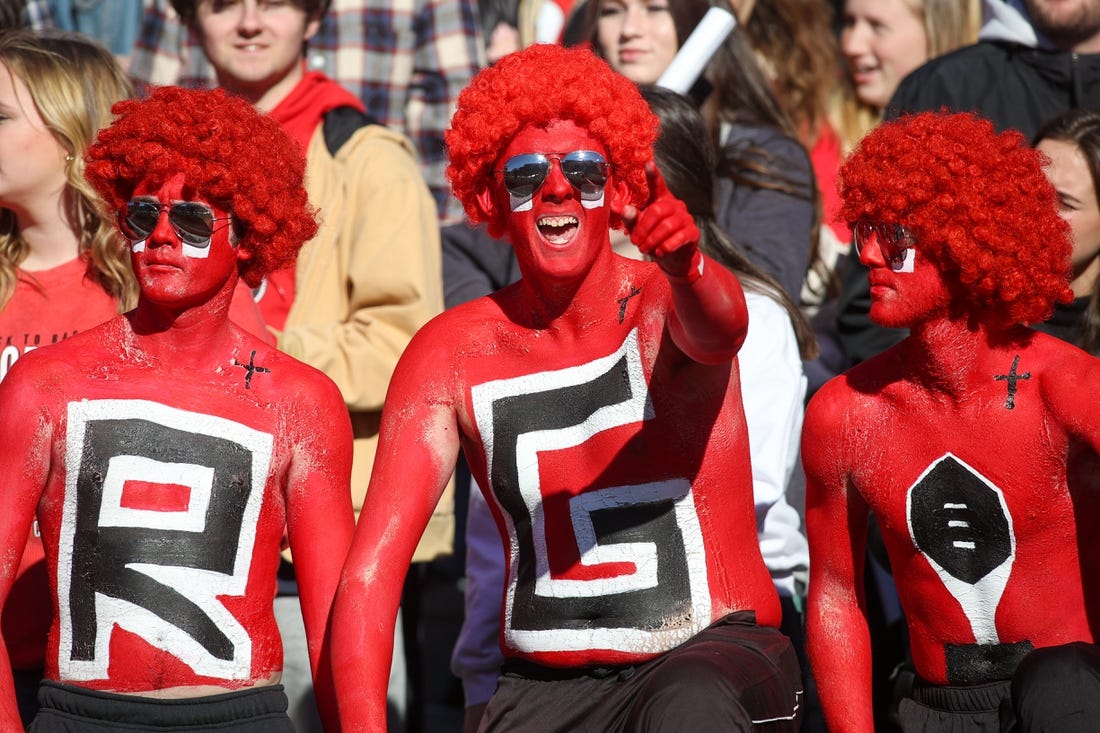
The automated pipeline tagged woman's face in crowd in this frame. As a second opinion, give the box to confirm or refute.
[841,0,929,109]
[1038,137,1100,294]
[596,0,679,85]
[0,63,68,216]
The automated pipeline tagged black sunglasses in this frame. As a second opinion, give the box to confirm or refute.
[118,201,233,248]
[497,150,610,202]
[853,219,916,271]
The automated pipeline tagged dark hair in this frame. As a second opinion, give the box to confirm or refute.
[171,0,331,24]
[739,0,840,143]
[0,3,20,32]
[1033,108,1100,354]
[643,85,817,359]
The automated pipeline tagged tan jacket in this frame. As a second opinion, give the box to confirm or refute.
[275,120,452,562]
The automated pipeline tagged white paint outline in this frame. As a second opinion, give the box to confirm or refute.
[60,399,273,681]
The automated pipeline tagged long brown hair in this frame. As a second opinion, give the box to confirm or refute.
[644,85,818,359]
[738,0,841,147]
[586,0,824,307]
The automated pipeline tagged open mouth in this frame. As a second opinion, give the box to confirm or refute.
[850,63,879,81]
[538,215,578,245]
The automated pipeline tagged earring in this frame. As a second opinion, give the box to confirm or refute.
[65,154,74,163]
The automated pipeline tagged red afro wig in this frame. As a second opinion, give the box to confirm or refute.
[85,86,318,288]
[840,111,1072,326]
[445,44,658,237]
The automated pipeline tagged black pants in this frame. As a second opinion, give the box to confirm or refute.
[898,642,1100,733]
[899,678,1010,732]
[1011,642,1100,732]
[29,681,294,732]
[480,612,803,733]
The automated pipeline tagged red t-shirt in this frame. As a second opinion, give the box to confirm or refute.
[0,257,118,669]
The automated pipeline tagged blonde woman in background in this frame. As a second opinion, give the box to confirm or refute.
[835,0,980,151]
[0,30,134,727]
[0,30,137,369]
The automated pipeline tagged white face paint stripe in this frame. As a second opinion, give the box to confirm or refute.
[894,247,915,273]
[182,242,212,259]
[131,241,211,258]
[580,191,604,209]
[509,189,605,212]
[510,192,534,212]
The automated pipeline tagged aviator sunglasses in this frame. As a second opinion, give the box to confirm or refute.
[118,201,234,247]
[498,150,611,202]
[853,219,916,272]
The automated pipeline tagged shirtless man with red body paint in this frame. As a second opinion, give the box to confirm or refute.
[0,87,354,732]
[332,44,803,733]
[804,111,1100,732]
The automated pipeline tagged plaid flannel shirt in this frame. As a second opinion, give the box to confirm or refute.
[130,0,486,225]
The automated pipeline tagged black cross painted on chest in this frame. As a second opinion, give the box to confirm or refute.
[233,350,271,390]
[993,355,1030,410]
[617,286,643,324]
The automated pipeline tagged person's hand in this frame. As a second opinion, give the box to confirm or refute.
[620,161,702,281]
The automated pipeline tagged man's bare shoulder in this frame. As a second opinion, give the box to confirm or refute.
[1024,328,1100,369]
[221,328,347,412]
[1023,329,1100,398]
[421,295,513,343]
[808,354,901,420]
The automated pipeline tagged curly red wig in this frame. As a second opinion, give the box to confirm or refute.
[85,86,318,287]
[446,44,658,237]
[840,111,1072,325]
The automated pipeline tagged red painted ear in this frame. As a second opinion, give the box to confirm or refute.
[474,182,496,224]
[474,183,507,239]
[608,177,632,231]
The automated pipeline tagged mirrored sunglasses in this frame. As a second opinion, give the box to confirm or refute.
[118,201,233,248]
[498,150,610,202]
[853,219,916,271]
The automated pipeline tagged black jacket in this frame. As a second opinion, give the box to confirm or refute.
[886,41,1100,138]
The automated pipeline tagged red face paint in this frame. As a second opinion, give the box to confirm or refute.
[860,231,952,329]
[129,174,240,312]
[492,121,615,286]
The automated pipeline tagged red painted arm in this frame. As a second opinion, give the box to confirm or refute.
[283,375,356,732]
[332,328,461,732]
[0,361,54,730]
[623,162,748,363]
[803,382,875,732]
[1044,345,1100,456]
